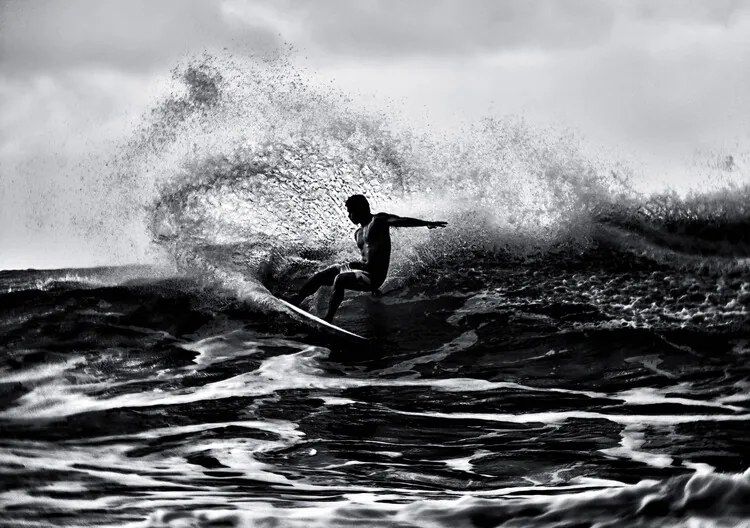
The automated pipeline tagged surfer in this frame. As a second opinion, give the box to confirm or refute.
[291,194,447,322]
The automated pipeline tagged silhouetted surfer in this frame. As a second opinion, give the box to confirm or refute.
[291,194,447,322]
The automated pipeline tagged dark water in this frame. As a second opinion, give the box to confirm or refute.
[2,54,750,527]
[1,236,749,527]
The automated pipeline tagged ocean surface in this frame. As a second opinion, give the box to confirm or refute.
[2,54,750,527]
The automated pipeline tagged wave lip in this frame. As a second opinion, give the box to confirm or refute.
[0,265,173,293]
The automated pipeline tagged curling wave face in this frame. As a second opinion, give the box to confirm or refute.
[127,55,750,304]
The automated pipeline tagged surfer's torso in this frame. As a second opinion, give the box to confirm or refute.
[354,213,391,285]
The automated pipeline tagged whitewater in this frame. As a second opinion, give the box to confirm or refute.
[1,54,749,527]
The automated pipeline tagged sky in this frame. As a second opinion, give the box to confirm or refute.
[1,0,749,270]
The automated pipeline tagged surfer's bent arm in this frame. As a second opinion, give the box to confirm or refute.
[376,213,447,229]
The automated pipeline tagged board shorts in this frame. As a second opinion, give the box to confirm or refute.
[339,261,384,292]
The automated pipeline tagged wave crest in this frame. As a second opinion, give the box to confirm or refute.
[112,53,748,297]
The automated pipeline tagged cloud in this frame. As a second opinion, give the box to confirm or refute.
[268,0,617,57]
[0,0,281,74]
[625,0,745,26]
[224,0,749,59]
[305,0,750,174]
[3,0,747,72]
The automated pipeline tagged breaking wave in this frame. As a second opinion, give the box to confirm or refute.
[108,53,749,302]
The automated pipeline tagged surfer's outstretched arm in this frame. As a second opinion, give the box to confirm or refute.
[377,213,447,229]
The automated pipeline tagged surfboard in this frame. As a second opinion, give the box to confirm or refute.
[276,298,368,341]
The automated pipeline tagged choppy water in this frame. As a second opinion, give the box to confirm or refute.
[2,53,750,527]
[2,242,749,527]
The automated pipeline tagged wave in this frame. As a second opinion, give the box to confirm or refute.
[0,265,173,294]
[139,468,750,527]
[104,53,750,302]
[597,184,750,261]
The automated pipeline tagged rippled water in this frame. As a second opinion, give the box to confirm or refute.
[1,249,749,527]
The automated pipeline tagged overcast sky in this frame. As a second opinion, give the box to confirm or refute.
[1,0,749,269]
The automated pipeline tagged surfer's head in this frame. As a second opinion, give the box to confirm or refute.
[345,194,371,224]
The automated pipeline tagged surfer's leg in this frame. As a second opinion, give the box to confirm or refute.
[291,265,339,305]
[323,271,371,322]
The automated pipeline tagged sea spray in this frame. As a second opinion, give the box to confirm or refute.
[112,53,639,298]
[101,51,749,304]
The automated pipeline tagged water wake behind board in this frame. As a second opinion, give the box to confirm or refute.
[276,297,368,341]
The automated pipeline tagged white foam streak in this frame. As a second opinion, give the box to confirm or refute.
[600,424,674,469]
[84,419,304,444]
[443,449,492,473]
[0,356,86,384]
[615,386,748,413]
[389,409,750,427]
[0,489,119,511]
[0,444,196,491]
